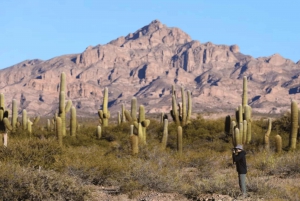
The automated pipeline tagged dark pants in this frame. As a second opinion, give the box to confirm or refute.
[238,174,247,195]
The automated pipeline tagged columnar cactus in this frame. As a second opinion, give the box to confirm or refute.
[275,134,282,153]
[33,116,40,126]
[131,97,137,122]
[160,112,164,124]
[234,127,242,146]
[238,104,243,125]
[289,100,298,150]
[0,93,5,110]
[243,120,247,144]
[187,90,192,124]
[58,72,72,136]
[27,119,33,137]
[47,119,51,131]
[125,99,150,145]
[70,106,76,137]
[264,118,272,151]
[121,103,126,123]
[22,109,27,130]
[245,105,252,144]
[118,111,121,125]
[177,126,183,155]
[172,84,176,98]
[138,122,144,145]
[96,125,102,139]
[242,76,248,108]
[139,105,150,143]
[56,117,63,146]
[170,95,180,125]
[11,99,17,132]
[181,87,187,125]
[130,125,138,155]
[231,121,237,146]
[224,115,231,136]
[170,86,192,126]
[98,87,110,127]
[161,119,168,150]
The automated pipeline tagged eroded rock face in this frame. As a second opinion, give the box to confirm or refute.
[0,19,299,117]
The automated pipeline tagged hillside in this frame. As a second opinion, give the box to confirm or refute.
[1,19,300,116]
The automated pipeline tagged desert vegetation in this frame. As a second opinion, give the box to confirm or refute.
[0,73,299,201]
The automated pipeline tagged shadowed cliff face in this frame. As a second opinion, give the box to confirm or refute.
[1,19,300,117]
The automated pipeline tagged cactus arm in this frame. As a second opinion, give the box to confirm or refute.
[181,87,187,125]
[177,126,183,155]
[131,97,137,121]
[56,117,63,146]
[242,76,248,107]
[171,95,180,125]
[161,119,168,150]
[186,90,192,124]
[3,118,12,131]
[70,106,76,136]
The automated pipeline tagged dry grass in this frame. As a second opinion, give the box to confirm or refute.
[0,114,299,200]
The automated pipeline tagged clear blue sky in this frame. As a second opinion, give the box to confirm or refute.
[1,0,299,69]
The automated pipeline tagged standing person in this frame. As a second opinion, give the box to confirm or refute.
[232,144,247,197]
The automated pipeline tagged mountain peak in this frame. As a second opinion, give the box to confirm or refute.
[109,19,191,48]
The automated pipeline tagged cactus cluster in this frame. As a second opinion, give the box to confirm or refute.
[124,97,150,145]
[231,76,252,147]
[170,85,192,126]
[98,87,110,127]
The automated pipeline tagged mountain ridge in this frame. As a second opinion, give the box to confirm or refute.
[1,19,300,117]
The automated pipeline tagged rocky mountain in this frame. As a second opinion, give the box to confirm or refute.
[1,20,300,117]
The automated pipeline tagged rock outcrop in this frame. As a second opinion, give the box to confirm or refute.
[1,19,299,117]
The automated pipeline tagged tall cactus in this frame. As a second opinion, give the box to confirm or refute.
[58,72,72,136]
[96,125,102,139]
[170,86,192,126]
[11,99,18,132]
[0,93,5,110]
[171,95,180,125]
[231,121,237,146]
[275,134,282,153]
[289,100,298,150]
[245,105,252,144]
[181,87,187,125]
[177,126,183,156]
[70,106,76,136]
[131,97,137,122]
[234,127,242,146]
[225,115,231,136]
[242,76,248,108]
[22,109,27,130]
[130,125,138,155]
[27,119,33,137]
[98,87,110,127]
[125,99,150,145]
[56,117,63,147]
[187,90,192,124]
[243,120,247,144]
[47,119,51,131]
[139,105,150,144]
[161,119,168,150]
[121,103,126,123]
[264,118,272,151]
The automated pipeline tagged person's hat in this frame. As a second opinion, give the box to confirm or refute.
[235,144,243,150]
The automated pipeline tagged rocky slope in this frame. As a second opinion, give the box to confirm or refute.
[1,20,300,117]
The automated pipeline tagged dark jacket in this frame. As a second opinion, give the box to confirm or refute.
[0,120,6,133]
[233,150,247,174]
